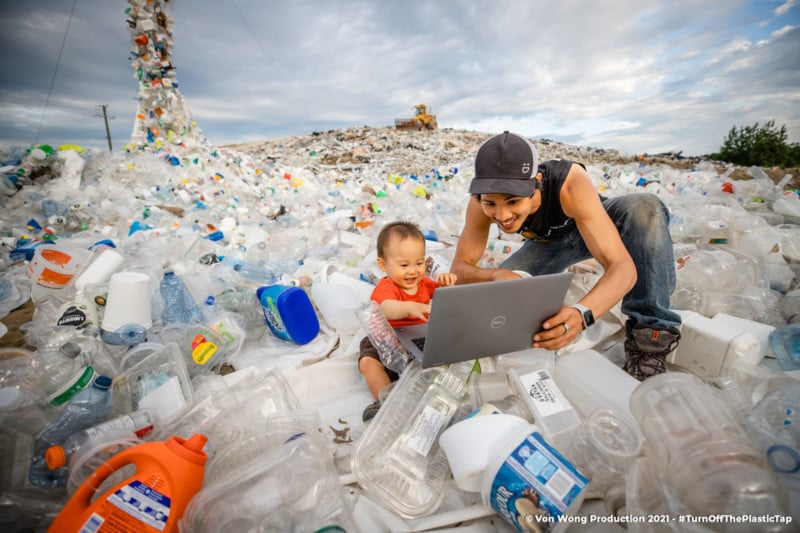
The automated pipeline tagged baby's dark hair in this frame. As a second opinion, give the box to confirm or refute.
[376,221,425,259]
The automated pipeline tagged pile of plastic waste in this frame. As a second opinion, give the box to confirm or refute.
[1,127,798,532]
[0,0,798,529]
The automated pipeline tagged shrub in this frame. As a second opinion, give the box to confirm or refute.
[710,120,799,167]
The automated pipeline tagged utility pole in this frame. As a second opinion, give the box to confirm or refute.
[96,104,114,152]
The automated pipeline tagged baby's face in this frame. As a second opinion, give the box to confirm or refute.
[379,235,427,292]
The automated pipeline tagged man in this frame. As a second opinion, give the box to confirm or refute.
[450,131,681,380]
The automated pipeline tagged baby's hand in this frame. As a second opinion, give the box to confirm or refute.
[406,302,432,321]
[437,272,458,286]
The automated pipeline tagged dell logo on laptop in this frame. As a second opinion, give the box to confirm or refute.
[490,316,506,329]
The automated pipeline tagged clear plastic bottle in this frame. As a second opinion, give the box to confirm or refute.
[355,300,412,374]
[769,323,800,371]
[36,341,96,406]
[630,372,790,524]
[40,409,157,488]
[218,245,277,288]
[160,269,205,327]
[780,288,800,324]
[29,375,114,488]
[0,348,58,435]
[0,384,57,437]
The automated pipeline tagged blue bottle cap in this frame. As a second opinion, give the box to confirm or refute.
[94,376,112,390]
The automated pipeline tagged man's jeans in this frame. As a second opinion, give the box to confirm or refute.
[500,193,681,331]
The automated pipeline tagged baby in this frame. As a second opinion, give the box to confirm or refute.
[358,221,457,421]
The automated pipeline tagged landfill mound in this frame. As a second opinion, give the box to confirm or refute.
[226,125,799,189]
[1,125,799,531]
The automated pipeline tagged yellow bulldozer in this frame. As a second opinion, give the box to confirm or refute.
[395,104,438,131]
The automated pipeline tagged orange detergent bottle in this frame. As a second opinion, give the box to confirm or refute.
[47,433,208,533]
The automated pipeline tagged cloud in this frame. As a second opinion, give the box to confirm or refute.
[0,0,797,157]
[776,0,797,17]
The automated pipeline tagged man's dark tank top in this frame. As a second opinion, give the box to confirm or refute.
[517,159,595,241]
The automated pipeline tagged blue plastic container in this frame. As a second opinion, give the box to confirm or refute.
[257,285,320,345]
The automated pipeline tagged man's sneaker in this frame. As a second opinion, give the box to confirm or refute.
[362,400,381,422]
[623,326,681,381]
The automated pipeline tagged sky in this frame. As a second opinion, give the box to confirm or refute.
[0,0,798,157]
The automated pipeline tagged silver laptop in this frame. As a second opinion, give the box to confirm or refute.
[394,272,574,368]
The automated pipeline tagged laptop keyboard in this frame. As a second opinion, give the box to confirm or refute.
[412,337,426,351]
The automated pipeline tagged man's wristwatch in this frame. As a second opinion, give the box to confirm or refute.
[570,303,595,329]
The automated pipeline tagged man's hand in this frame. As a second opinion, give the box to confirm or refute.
[532,305,583,349]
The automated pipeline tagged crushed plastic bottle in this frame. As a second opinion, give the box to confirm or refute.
[29,375,114,488]
[160,269,205,327]
[355,300,413,375]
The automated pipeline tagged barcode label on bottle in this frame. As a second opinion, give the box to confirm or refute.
[517,368,570,418]
[79,513,104,533]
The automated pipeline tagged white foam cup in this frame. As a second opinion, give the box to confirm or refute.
[74,249,125,292]
[102,272,152,331]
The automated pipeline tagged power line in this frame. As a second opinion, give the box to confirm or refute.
[34,0,79,146]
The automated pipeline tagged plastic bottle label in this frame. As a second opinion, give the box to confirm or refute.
[80,480,171,532]
[487,432,587,532]
[517,369,570,418]
[85,412,154,441]
[262,295,290,340]
[405,404,449,456]
[49,366,96,406]
[190,334,217,365]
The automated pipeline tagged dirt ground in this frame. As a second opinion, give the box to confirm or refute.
[1,298,34,349]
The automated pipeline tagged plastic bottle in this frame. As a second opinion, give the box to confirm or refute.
[780,288,800,324]
[0,384,57,437]
[769,323,800,371]
[181,432,358,533]
[553,349,640,419]
[46,433,208,533]
[355,300,412,374]
[36,341,96,406]
[218,245,277,288]
[0,347,59,435]
[42,409,157,488]
[677,249,753,290]
[668,310,762,378]
[629,372,789,522]
[257,284,320,344]
[29,375,114,488]
[160,270,204,327]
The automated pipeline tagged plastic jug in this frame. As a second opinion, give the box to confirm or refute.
[256,284,320,344]
[47,433,208,533]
